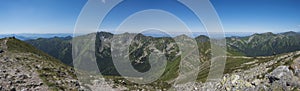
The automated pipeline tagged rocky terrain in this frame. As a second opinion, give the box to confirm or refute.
[175,51,300,91]
[0,37,127,91]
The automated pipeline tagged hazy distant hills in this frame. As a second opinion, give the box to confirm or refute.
[0,33,73,40]
[141,32,254,38]
[0,32,254,41]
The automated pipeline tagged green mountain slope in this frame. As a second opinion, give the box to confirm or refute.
[26,36,73,65]
[227,31,300,56]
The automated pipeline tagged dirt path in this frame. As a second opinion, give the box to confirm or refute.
[1,38,8,51]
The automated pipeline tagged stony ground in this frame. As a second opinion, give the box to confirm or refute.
[0,52,49,91]
[175,51,300,91]
[0,38,127,91]
[0,38,77,90]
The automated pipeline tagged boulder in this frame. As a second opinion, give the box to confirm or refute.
[267,66,298,90]
[18,74,29,80]
[269,66,293,80]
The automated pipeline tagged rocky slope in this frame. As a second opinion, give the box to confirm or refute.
[176,51,300,91]
[0,37,127,91]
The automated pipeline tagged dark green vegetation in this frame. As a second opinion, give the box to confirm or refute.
[26,36,73,65]
[25,31,300,84]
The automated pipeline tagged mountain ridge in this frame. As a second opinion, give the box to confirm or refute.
[26,31,300,65]
[25,31,300,81]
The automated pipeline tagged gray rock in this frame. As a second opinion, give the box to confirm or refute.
[15,80,26,84]
[269,66,293,82]
[18,74,29,80]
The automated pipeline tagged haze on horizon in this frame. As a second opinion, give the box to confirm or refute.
[0,0,300,34]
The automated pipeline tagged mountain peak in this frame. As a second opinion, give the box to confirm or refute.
[253,32,275,36]
[280,31,298,36]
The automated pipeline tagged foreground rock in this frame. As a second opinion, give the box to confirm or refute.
[0,38,127,91]
[175,52,300,91]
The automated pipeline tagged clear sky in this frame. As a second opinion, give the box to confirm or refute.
[0,0,300,34]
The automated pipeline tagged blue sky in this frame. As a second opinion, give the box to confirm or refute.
[0,0,300,34]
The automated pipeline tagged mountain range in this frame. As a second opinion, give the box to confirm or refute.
[1,31,300,90]
[26,31,300,66]
[0,32,255,41]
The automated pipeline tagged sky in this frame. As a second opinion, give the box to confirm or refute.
[0,0,300,34]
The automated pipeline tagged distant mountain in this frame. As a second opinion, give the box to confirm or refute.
[141,32,254,38]
[227,31,300,56]
[0,32,253,41]
[26,31,300,66]
[0,33,73,40]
